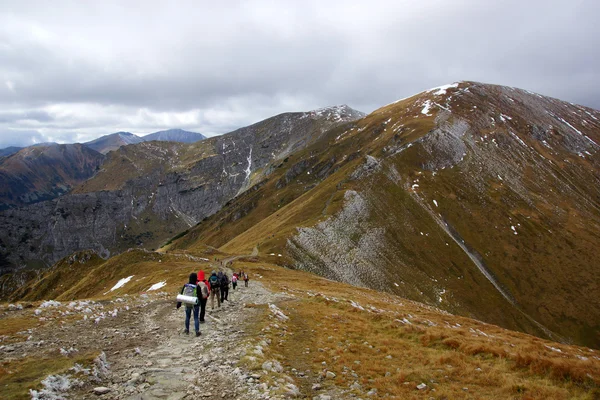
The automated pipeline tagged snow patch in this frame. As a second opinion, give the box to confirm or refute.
[109,276,134,292]
[429,83,459,96]
[147,281,166,291]
[421,100,433,115]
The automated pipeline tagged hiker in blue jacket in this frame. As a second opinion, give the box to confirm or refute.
[176,272,202,336]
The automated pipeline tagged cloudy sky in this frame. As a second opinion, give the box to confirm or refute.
[1,0,599,148]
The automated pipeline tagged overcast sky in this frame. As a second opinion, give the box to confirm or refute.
[1,0,599,148]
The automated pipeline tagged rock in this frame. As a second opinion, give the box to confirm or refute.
[93,386,111,395]
[417,383,427,390]
[284,383,300,397]
[325,371,336,379]
[262,361,273,372]
[312,383,322,390]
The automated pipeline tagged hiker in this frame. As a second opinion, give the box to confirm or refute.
[208,271,221,309]
[232,273,238,290]
[176,272,202,337]
[243,271,249,287]
[220,272,230,302]
[197,270,210,323]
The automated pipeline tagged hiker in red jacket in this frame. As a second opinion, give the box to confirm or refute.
[197,270,210,323]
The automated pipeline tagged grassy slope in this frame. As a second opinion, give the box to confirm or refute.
[166,83,600,348]
[237,259,600,399]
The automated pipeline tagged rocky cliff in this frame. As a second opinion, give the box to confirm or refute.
[0,106,364,276]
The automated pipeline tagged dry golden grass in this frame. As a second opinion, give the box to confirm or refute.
[0,352,98,400]
[231,259,600,399]
[0,313,43,339]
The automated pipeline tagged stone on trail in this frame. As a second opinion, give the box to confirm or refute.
[417,383,427,390]
[325,371,336,379]
[93,386,111,395]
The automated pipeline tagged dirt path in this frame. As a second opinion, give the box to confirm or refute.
[70,280,292,400]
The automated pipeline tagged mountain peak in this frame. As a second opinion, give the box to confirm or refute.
[308,104,366,122]
[142,129,206,143]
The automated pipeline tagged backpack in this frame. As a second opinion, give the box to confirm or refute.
[220,274,229,288]
[177,283,198,307]
[198,282,209,299]
[209,275,220,289]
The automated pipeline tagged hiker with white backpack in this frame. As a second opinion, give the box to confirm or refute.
[176,272,207,337]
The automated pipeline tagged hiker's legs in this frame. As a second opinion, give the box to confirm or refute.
[216,288,221,307]
[193,305,200,333]
[220,287,225,303]
[184,307,191,332]
[199,298,207,321]
[224,287,229,301]
[210,290,215,309]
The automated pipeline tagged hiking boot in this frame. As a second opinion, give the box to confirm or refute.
[196,332,201,337]
[184,329,189,335]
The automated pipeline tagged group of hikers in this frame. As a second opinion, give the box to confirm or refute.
[176,268,250,336]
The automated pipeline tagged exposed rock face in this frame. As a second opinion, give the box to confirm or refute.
[288,190,387,289]
[0,144,105,210]
[0,106,364,274]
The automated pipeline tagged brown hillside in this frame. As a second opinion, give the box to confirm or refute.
[168,82,600,348]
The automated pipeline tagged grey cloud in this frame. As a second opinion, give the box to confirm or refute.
[0,129,46,148]
[1,0,599,148]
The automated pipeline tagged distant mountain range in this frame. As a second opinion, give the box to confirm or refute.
[0,129,207,157]
[83,129,206,154]
[0,129,207,208]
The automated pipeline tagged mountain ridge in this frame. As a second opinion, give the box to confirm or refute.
[166,81,600,348]
[0,143,105,210]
